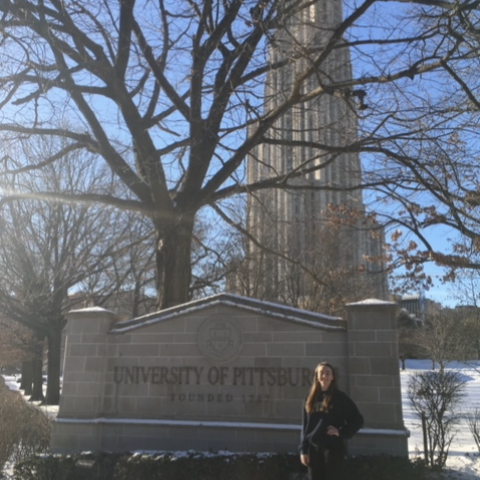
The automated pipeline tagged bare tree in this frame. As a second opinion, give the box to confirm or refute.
[465,406,480,455]
[0,0,471,309]
[0,147,138,404]
[0,317,44,399]
[397,309,424,370]
[359,2,480,290]
[73,213,157,318]
[447,272,480,363]
[0,317,36,370]
[228,202,385,315]
[408,370,466,470]
[416,311,469,372]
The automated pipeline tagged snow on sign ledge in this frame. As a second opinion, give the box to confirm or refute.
[111,292,346,334]
[346,298,397,306]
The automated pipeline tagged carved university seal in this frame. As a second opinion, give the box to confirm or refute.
[197,316,243,363]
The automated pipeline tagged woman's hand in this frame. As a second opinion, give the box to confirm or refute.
[327,426,340,436]
[300,454,309,466]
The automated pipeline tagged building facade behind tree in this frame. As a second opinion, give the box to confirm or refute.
[230,0,387,313]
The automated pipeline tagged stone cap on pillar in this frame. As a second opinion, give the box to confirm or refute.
[67,306,123,318]
[345,298,398,332]
[346,299,397,307]
[65,307,128,335]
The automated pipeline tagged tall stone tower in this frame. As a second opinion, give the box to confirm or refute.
[239,0,387,312]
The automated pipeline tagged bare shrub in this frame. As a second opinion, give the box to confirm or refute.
[465,406,480,454]
[0,378,50,475]
[407,370,466,470]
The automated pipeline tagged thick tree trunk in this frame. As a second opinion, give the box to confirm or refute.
[45,328,62,405]
[156,215,195,310]
[29,355,45,402]
[20,360,33,395]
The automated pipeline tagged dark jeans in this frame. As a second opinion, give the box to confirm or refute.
[307,436,346,480]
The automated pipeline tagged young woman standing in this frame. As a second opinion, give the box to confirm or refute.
[300,362,364,480]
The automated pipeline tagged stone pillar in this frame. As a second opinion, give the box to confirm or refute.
[345,299,409,456]
[50,307,123,453]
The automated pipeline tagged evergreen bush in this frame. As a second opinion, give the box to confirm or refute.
[13,452,429,480]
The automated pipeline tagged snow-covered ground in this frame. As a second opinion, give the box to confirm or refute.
[401,360,480,479]
[3,360,480,479]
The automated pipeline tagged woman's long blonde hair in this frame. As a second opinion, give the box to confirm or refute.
[305,362,337,413]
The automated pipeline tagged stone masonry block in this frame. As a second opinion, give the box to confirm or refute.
[200,427,235,442]
[117,396,138,414]
[116,382,150,397]
[350,311,393,331]
[253,357,283,367]
[354,343,392,357]
[109,334,132,344]
[63,371,100,383]
[347,358,371,375]
[379,387,402,404]
[394,403,404,425]
[157,343,197,357]
[60,383,77,396]
[69,344,98,357]
[173,333,197,343]
[119,344,160,357]
[177,356,218,368]
[61,396,97,415]
[280,357,316,369]
[305,342,346,357]
[283,384,311,399]
[74,382,103,397]
[354,374,394,388]
[206,398,241,417]
[166,426,200,440]
[272,331,323,343]
[347,331,376,342]
[244,401,264,417]
[223,316,258,333]
[106,359,140,373]
[96,344,107,356]
[85,357,103,373]
[375,331,398,342]
[105,345,118,357]
[101,396,118,415]
[114,434,145,452]
[267,343,305,356]
[349,386,379,403]
[64,356,86,372]
[369,357,399,375]
[326,332,348,343]
[358,403,399,428]
[275,399,303,419]
[257,318,319,332]
[244,332,273,343]
[140,318,186,333]
[130,333,175,344]
[240,343,267,356]
[69,319,109,335]
[81,333,106,344]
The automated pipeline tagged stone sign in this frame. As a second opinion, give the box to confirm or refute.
[51,294,409,456]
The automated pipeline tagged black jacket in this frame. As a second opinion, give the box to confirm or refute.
[300,389,364,454]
